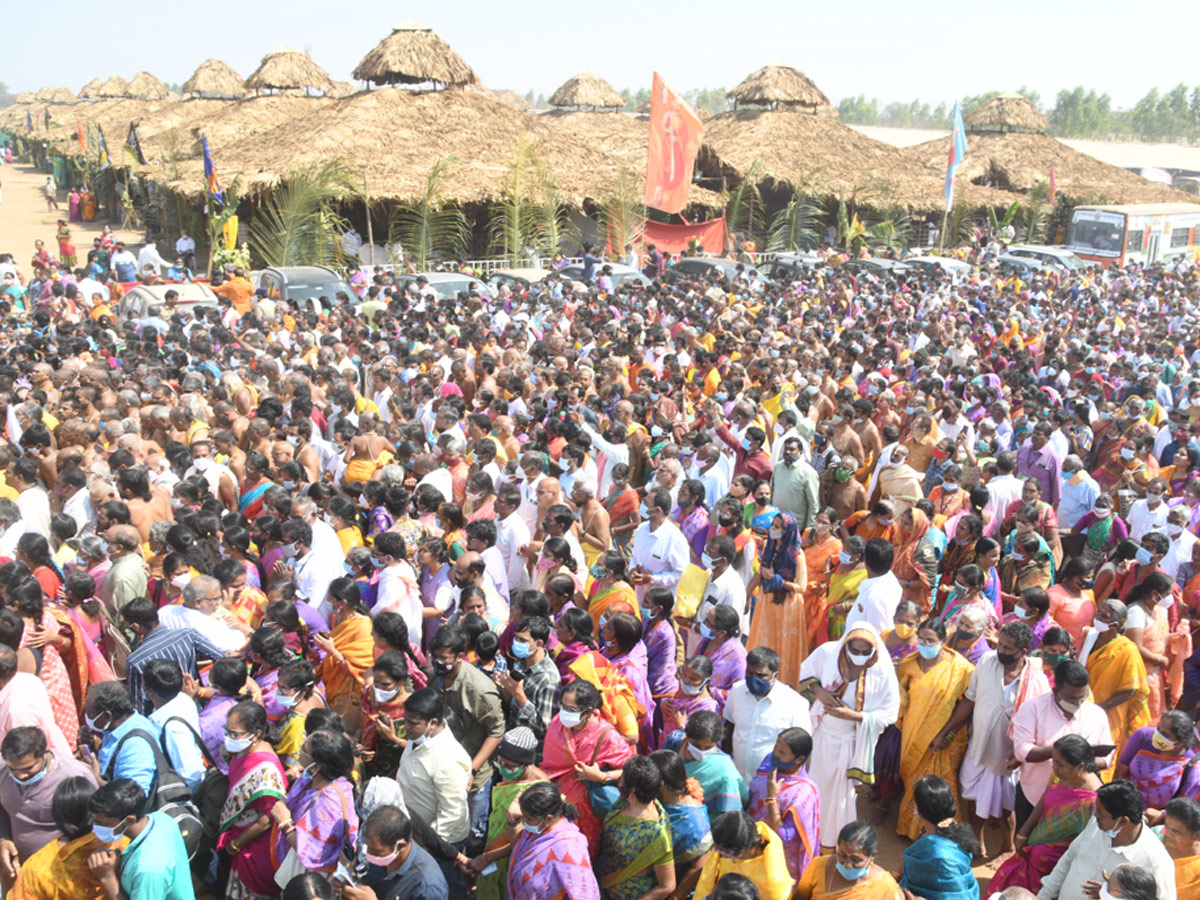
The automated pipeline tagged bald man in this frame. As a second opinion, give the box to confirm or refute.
[100,525,148,629]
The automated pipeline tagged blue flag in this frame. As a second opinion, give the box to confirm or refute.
[944,100,968,211]
[202,133,223,205]
[25,110,32,134]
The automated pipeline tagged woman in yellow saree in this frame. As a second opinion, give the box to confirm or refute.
[826,539,868,641]
[795,821,902,899]
[694,814,795,900]
[894,618,973,841]
[313,578,376,739]
[1084,597,1151,764]
[10,775,128,900]
[585,551,641,633]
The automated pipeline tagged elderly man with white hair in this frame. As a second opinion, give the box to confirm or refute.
[646,457,683,512]
[159,576,246,654]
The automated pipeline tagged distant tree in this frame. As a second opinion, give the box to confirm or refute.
[524,89,535,105]
[0,82,8,94]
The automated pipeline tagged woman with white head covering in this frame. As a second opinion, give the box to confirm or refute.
[798,621,900,850]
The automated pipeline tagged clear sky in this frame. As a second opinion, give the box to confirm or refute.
[5,0,1194,109]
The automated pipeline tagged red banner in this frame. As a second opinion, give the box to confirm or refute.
[645,72,704,214]
[642,217,727,256]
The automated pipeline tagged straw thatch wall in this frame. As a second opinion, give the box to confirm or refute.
[79,79,103,100]
[902,131,1196,204]
[97,76,130,99]
[965,93,1047,133]
[183,60,245,99]
[728,64,830,111]
[353,23,477,89]
[549,71,624,110]
[127,72,170,101]
[245,47,333,93]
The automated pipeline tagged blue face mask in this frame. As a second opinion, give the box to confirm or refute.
[769,753,798,771]
[589,562,606,580]
[1135,546,1154,566]
[740,437,752,450]
[640,502,650,519]
[511,640,533,659]
[917,643,940,660]
[650,392,660,402]
[15,759,48,789]
[92,820,127,845]
[835,861,868,881]
[524,820,546,835]
[650,425,663,438]
[715,392,728,402]
[746,674,773,697]
[698,622,716,640]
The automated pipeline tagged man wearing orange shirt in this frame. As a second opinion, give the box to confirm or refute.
[213,267,254,315]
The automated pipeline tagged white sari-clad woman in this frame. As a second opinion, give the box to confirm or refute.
[798,622,900,850]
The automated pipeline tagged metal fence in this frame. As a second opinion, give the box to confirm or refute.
[342,255,585,279]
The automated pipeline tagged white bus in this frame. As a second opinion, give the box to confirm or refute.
[1068,203,1200,267]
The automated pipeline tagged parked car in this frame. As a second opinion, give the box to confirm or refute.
[255,266,356,306]
[841,257,912,278]
[486,267,550,291]
[662,257,745,282]
[118,282,219,320]
[554,262,652,290]
[904,256,973,280]
[392,272,493,300]
[759,252,822,280]
[1006,244,1086,273]
[996,254,1047,279]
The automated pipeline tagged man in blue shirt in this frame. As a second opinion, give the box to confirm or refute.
[343,805,448,900]
[144,659,206,793]
[86,779,194,900]
[580,243,601,282]
[84,682,161,798]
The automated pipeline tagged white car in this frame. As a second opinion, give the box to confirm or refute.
[1006,244,1086,273]
[394,272,493,300]
[905,256,973,280]
[118,282,220,319]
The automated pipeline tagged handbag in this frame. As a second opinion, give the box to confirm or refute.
[99,608,131,680]
[162,717,229,844]
[584,725,622,818]
[106,728,203,860]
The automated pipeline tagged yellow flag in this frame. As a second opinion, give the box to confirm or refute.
[223,215,238,251]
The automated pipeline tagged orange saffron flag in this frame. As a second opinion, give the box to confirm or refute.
[76,119,86,154]
[645,72,704,214]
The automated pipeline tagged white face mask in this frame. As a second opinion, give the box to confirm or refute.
[373,685,399,705]
[1093,618,1110,634]
[687,741,718,759]
[558,708,583,728]
[224,734,253,754]
[847,649,874,667]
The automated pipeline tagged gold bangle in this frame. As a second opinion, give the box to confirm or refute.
[764,798,778,805]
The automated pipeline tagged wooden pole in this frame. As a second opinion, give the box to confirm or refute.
[939,204,949,253]
[363,171,375,267]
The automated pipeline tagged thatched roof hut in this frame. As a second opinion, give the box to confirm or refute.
[328,81,356,99]
[901,130,1196,204]
[491,89,532,112]
[127,72,170,101]
[353,23,477,89]
[79,79,103,100]
[182,60,245,99]
[14,92,34,104]
[96,76,130,99]
[965,93,1047,134]
[549,71,624,111]
[245,47,334,94]
[36,87,77,104]
[727,64,830,112]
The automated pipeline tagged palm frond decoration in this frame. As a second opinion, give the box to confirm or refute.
[249,162,358,268]
[389,156,469,270]
[488,136,545,265]
[768,190,821,252]
[725,159,764,243]
[596,167,646,254]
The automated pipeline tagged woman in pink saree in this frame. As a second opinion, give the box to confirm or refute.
[508,782,601,900]
[601,611,656,751]
[218,701,289,900]
[540,679,635,855]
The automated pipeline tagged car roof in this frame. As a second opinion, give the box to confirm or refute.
[265,266,341,280]
[405,272,483,283]
[491,268,549,279]
[907,256,970,267]
[126,283,217,301]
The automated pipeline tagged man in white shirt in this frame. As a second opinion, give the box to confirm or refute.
[280,520,341,625]
[175,230,196,271]
[723,647,812,782]
[397,689,472,845]
[159,577,246,654]
[371,533,424,640]
[9,458,50,537]
[630,489,690,601]
[696,535,749,635]
[291,497,343,566]
[1037,780,1176,900]
[144,659,206,792]
[984,450,1025,523]
[494,484,531,595]
[1126,478,1170,542]
[1163,508,1196,580]
[579,421,630,498]
[844,538,902,635]
[136,242,171,276]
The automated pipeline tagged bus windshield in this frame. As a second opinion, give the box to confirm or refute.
[1069,212,1125,257]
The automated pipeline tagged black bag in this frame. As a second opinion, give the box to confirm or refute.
[106,728,203,860]
[162,716,229,844]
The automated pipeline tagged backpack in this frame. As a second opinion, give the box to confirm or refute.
[161,717,230,847]
[105,728,203,860]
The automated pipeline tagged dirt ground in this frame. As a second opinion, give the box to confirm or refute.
[0,162,142,264]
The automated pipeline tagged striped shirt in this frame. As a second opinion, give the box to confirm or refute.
[126,624,226,714]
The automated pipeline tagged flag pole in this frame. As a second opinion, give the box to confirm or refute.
[939,207,949,253]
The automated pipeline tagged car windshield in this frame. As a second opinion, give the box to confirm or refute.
[285,280,350,301]
[1069,214,1124,257]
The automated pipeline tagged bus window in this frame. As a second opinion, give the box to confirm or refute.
[1126,229,1143,253]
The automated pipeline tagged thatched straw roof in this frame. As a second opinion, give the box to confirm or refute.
[328,81,356,99]
[47,87,77,103]
[183,60,245,99]
[14,92,34,104]
[965,93,1047,134]
[162,88,720,209]
[79,79,103,99]
[727,64,830,112]
[491,89,532,111]
[96,76,130,99]
[127,72,170,100]
[245,47,333,93]
[901,130,1196,204]
[353,23,477,89]
[549,71,624,110]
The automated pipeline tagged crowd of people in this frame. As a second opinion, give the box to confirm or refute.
[0,225,1196,900]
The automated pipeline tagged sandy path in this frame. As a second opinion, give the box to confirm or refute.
[0,162,143,265]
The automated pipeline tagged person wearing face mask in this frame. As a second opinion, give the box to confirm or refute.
[0,726,97,879]
[802,624,900,851]
[695,606,748,715]
[141,659,206,794]
[358,651,412,780]
[85,778,193,900]
[794,820,898,900]
[346,804,449,900]
[1010,660,1114,831]
[713,410,772,483]
[1113,710,1199,828]
[630,489,690,601]
[504,781,599,900]
[661,656,718,746]
[722,647,812,784]
[217,701,288,900]
[81,681,161,799]
[1120,572,1175,721]
[1158,508,1195,580]
[929,463,970,527]
[892,618,974,842]
[1127,478,1171,544]
[183,440,238,512]
[747,727,820,882]
[494,616,561,735]
[1034,781,1176,900]
[771,437,819,533]
[1080,598,1152,771]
